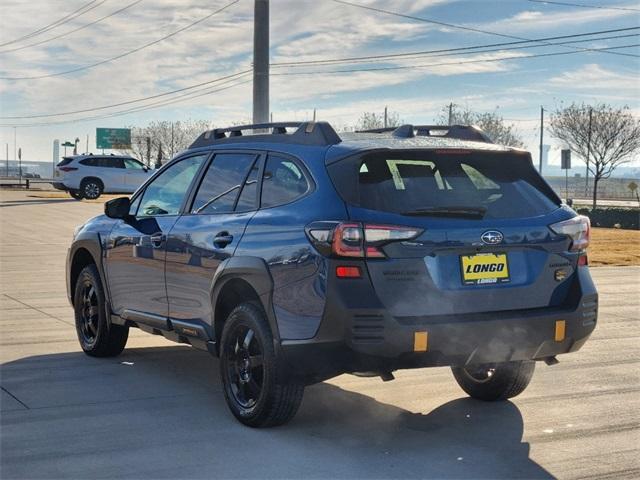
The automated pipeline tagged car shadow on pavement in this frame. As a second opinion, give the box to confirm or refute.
[1,346,552,479]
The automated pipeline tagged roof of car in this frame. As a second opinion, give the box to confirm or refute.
[186,121,524,164]
[65,154,135,160]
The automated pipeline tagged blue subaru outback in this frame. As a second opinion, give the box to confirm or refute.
[66,122,597,427]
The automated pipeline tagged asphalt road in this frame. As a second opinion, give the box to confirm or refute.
[1,190,639,479]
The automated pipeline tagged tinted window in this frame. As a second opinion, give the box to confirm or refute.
[191,153,257,214]
[124,158,145,169]
[330,150,559,219]
[138,155,206,217]
[260,156,309,208]
[57,158,73,167]
[80,157,124,168]
[235,160,261,212]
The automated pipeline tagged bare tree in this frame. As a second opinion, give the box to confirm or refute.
[437,105,524,148]
[120,119,211,167]
[355,110,403,131]
[550,103,640,208]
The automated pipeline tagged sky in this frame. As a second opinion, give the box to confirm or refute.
[0,0,639,167]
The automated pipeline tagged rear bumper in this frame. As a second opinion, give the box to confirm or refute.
[281,266,597,382]
[52,182,67,190]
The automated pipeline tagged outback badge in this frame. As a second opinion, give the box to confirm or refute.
[481,230,504,245]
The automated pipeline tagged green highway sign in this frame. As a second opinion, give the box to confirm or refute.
[61,141,74,147]
[96,128,131,149]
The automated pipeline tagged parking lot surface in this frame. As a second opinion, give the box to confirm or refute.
[1,190,639,479]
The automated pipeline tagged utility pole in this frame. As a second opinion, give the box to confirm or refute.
[448,103,454,126]
[539,106,544,174]
[85,134,89,154]
[585,107,593,196]
[5,143,8,176]
[253,0,269,125]
[384,106,388,128]
[13,127,17,170]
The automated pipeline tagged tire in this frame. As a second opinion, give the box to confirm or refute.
[80,178,103,200]
[73,264,128,357]
[220,303,304,427]
[69,189,83,200]
[451,360,535,401]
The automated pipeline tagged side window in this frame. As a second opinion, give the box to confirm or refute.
[124,158,145,170]
[235,160,261,212]
[191,153,257,214]
[138,155,206,217]
[260,155,309,208]
[80,158,96,167]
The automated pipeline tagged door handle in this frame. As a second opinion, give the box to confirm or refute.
[213,232,233,248]
[150,234,165,248]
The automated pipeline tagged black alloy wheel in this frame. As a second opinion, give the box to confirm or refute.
[78,281,99,348]
[224,325,264,409]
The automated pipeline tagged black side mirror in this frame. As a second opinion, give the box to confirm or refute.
[105,197,131,219]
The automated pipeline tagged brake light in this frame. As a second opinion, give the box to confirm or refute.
[550,216,590,252]
[58,166,78,172]
[331,223,422,258]
[336,266,361,278]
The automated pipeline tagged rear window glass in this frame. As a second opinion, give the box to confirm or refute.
[330,150,559,219]
[57,158,73,167]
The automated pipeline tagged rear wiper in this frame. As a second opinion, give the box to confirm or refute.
[402,206,487,219]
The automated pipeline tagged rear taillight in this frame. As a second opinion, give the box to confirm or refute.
[58,166,78,172]
[309,222,422,259]
[550,215,590,252]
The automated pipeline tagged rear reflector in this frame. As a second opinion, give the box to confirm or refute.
[336,266,361,278]
[414,331,428,352]
[578,254,588,266]
[555,320,566,342]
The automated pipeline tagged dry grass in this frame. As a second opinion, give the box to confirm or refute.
[26,192,125,203]
[589,228,640,266]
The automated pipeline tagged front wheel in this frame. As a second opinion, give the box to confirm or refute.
[80,178,103,200]
[451,360,535,401]
[74,264,128,357]
[220,303,304,427]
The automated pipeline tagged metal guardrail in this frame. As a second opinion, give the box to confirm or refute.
[0,177,57,189]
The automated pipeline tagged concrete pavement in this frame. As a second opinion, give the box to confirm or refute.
[1,190,639,479]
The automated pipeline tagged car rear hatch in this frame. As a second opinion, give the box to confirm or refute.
[327,148,579,318]
[55,157,76,178]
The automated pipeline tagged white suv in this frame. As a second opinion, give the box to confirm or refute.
[53,155,153,200]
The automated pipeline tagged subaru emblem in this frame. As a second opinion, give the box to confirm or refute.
[481,230,503,245]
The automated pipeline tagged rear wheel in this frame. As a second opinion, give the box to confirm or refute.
[80,178,103,200]
[74,264,128,357]
[451,361,535,401]
[69,189,83,200]
[220,303,304,427]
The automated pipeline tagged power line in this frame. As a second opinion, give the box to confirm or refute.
[0,69,251,119]
[527,0,640,12]
[331,0,638,57]
[270,43,640,76]
[0,77,252,127]
[0,0,240,81]
[272,29,640,67]
[0,0,107,48]
[0,0,144,54]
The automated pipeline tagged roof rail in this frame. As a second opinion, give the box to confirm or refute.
[190,121,341,148]
[357,124,493,143]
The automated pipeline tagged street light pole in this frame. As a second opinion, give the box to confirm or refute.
[253,0,269,125]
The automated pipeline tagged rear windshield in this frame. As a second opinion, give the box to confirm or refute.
[328,150,560,219]
[57,157,74,167]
